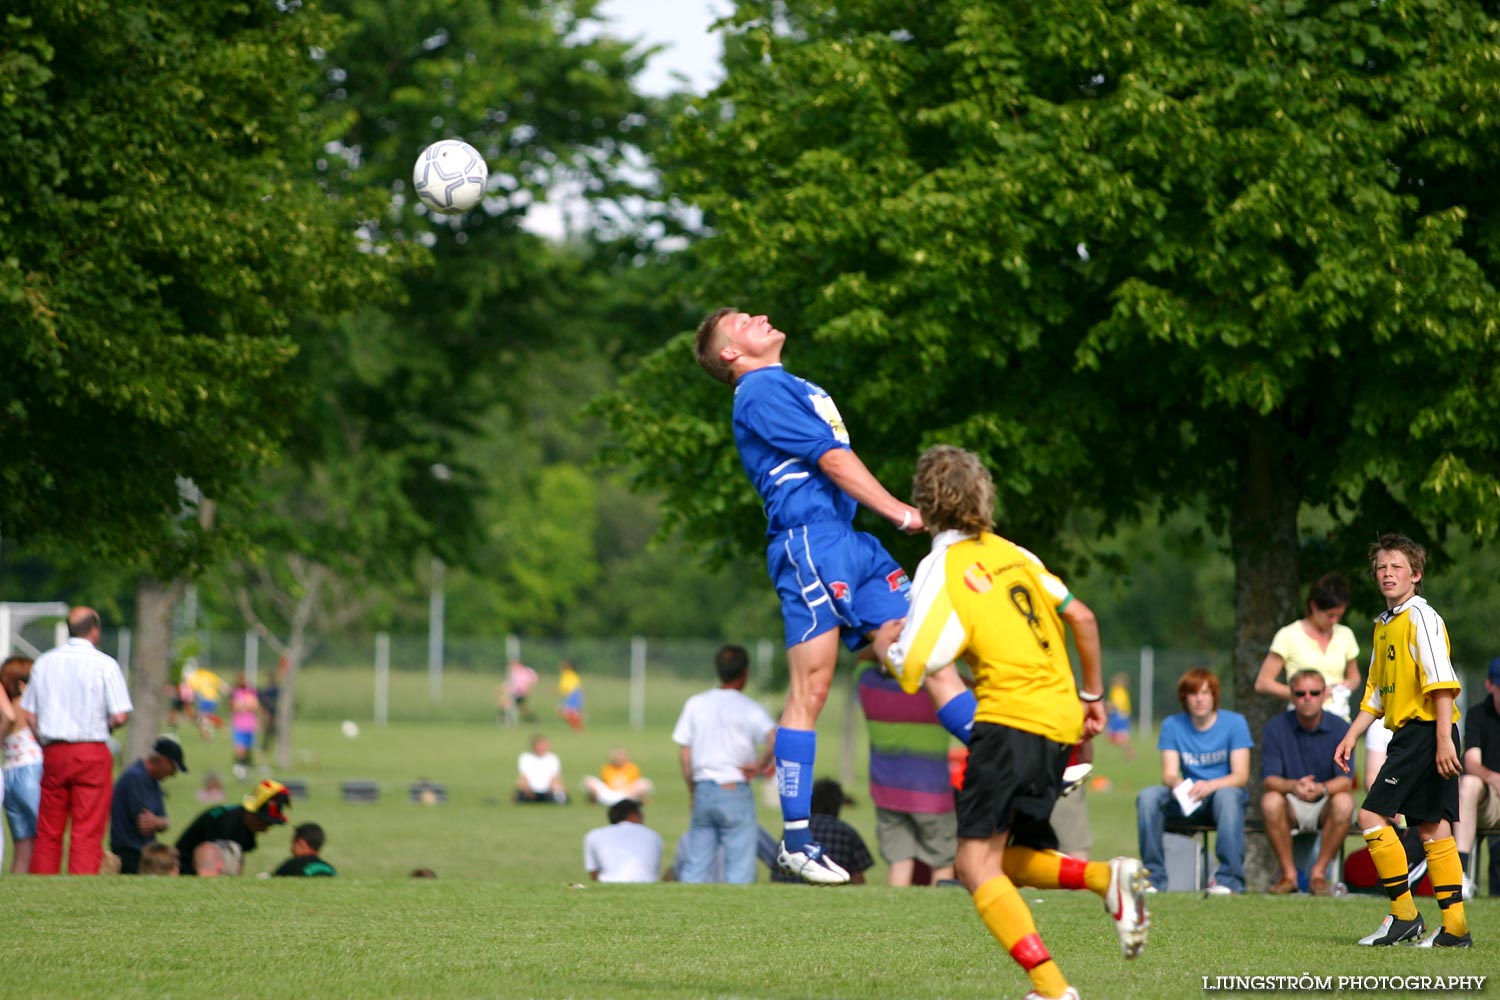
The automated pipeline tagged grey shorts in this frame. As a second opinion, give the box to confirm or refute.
[875,806,957,868]
[1051,785,1092,856]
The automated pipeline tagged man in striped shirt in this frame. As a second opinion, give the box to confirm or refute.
[19,606,132,874]
[857,666,957,885]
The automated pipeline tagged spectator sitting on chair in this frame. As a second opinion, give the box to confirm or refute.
[1458,656,1500,898]
[583,798,662,883]
[515,734,568,804]
[273,821,337,877]
[1260,668,1355,896]
[771,778,875,884]
[1136,667,1252,894]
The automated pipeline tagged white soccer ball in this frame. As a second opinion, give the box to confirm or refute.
[341,720,360,739]
[412,139,488,214]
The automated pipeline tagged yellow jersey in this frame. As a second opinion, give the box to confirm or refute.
[885,530,1083,745]
[1359,595,1460,729]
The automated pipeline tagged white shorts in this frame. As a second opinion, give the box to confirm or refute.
[1365,717,1394,754]
[1286,793,1328,834]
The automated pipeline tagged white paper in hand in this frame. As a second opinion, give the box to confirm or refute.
[1173,778,1205,816]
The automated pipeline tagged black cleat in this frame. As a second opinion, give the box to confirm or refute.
[1415,926,1472,949]
[1357,913,1426,946]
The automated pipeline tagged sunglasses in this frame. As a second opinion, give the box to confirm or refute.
[1292,689,1326,698]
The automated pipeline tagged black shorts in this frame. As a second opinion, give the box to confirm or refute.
[1362,720,1461,824]
[956,722,1071,847]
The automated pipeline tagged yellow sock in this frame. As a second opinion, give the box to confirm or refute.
[1423,836,1468,936]
[973,874,1069,999]
[1001,846,1111,896]
[1365,826,1418,922]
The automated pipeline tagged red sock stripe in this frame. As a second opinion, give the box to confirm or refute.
[1057,856,1088,890]
[1008,933,1052,971]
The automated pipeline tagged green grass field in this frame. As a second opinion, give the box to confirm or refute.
[3,666,1492,999]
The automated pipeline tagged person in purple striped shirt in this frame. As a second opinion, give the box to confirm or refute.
[857,666,958,885]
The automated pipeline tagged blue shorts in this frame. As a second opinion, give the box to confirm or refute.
[767,522,910,650]
[232,729,256,752]
[3,762,43,840]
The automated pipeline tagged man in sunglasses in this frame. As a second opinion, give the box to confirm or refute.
[1260,668,1355,895]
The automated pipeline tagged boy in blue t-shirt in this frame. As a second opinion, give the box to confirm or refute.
[1135,667,1252,893]
[695,309,976,885]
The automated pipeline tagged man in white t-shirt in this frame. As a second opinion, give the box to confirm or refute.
[671,645,776,883]
[19,607,132,875]
[583,798,662,882]
[515,734,568,804]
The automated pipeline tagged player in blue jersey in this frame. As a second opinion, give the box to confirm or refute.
[695,308,977,885]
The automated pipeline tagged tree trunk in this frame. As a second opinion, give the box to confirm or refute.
[1229,416,1302,892]
[126,576,186,763]
[275,656,299,773]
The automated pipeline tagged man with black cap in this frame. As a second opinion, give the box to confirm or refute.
[175,777,291,875]
[110,735,189,874]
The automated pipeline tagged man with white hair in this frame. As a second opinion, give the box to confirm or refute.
[20,606,132,874]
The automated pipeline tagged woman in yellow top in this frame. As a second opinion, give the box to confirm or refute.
[1254,572,1361,718]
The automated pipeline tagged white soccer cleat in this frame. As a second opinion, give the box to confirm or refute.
[1060,763,1092,798]
[1104,857,1150,959]
[776,840,850,885]
[1024,988,1079,1000]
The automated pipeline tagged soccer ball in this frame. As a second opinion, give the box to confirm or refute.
[412,139,488,214]
[341,720,360,739]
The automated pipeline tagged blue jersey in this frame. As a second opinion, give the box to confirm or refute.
[732,365,855,535]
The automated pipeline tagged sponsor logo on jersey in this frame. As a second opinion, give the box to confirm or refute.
[963,563,992,594]
[886,569,910,592]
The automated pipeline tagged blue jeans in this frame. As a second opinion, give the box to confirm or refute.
[1137,783,1248,892]
[679,781,758,884]
[3,762,43,840]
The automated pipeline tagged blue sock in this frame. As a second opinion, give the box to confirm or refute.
[775,727,817,851]
[936,690,976,745]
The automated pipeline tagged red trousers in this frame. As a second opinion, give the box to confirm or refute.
[31,741,114,875]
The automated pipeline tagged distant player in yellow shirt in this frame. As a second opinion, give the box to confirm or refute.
[876,446,1149,1000]
[1334,534,1469,947]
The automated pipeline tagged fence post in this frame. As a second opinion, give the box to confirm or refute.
[1140,645,1155,738]
[244,630,259,687]
[375,631,390,726]
[629,636,646,731]
[755,638,773,688]
[428,557,445,700]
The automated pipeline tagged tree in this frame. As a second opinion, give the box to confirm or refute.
[601,0,1500,747]
[0,0,400,567]
[0,1,404,753]
[208,0,675,762]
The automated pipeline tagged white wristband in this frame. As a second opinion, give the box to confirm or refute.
[1078,690,1104,703]
[899,510,912,531]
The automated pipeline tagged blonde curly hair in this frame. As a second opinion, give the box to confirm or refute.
[912,445,995,535]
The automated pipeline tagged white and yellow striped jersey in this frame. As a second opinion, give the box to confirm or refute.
[884,529,1083,746]
[1359,595,1461,729]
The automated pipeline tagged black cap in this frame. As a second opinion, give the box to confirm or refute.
[152,736,189,774]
